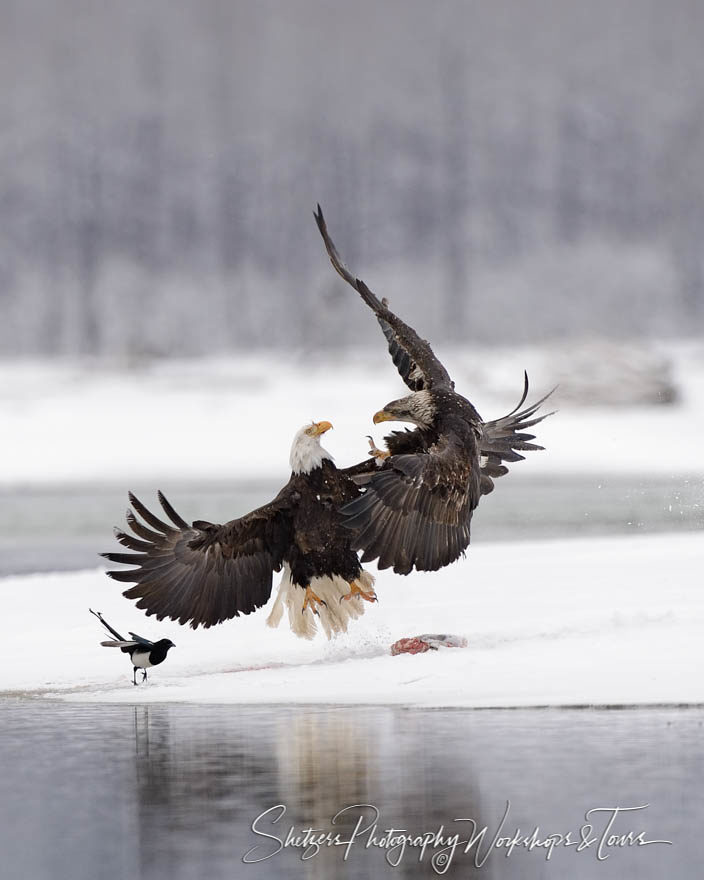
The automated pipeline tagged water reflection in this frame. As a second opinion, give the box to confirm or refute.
[131,706,281,879]
[0,702,700,879]
[267,711,486,880]
[127,705,488,880]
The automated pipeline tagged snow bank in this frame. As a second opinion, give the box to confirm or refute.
[3,532,702,707]
[1,341,704,486]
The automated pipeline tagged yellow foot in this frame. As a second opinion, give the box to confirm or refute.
[341,579,378,603]
[367,435,390,462]
[302,586,327,615]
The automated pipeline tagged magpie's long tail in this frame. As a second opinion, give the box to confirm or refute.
[89,608,126,642]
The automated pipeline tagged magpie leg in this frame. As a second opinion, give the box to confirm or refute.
[133,667,138,686]
[142,669,148,682]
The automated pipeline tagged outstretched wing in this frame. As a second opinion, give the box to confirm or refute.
[479,374,556,495]
[341,436,479,575]
[314,205,453,392]
[102,490,292,629]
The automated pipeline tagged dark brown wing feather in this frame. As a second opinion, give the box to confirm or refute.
[102,490,292,629]
[383,427,431,456]
[314,205,453,391]
[479,373,556,495]
[341,436,478,575]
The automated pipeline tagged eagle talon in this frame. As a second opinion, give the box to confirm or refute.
[302,586,327,615]
[341,580,378,603]
[366,435,390,462]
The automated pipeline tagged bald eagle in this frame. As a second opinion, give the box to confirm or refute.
[314,206,554,576]
[102,421,376,639]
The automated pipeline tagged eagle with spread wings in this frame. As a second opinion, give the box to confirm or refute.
[102,421,377,637]
[315,205,554,576]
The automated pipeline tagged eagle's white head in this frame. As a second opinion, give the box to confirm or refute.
[289,420,334,474]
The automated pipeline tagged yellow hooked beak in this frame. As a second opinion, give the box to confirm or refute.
[308,420,333,436]
[372,410,395,424]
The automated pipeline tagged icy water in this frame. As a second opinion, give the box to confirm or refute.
[2,478,701,878]
[1,473,702,576]
[0,701,699,880]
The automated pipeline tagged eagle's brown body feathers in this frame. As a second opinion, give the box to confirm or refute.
[104,455,368,631]
[315,205,554,575]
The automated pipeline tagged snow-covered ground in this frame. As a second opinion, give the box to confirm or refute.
[3,532,701,707]
[2,340,702,707]
[2,339,704,486]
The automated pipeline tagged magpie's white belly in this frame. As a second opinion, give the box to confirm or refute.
[131,650,152,669]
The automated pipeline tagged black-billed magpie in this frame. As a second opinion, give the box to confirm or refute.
[90,608,175,685]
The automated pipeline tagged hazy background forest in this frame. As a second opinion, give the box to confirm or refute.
[1,0,703,359]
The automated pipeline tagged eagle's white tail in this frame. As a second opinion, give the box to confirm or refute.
[266,565,375,640]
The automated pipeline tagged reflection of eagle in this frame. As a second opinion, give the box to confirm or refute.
[103,421,376,638]
[315,206,554,575]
